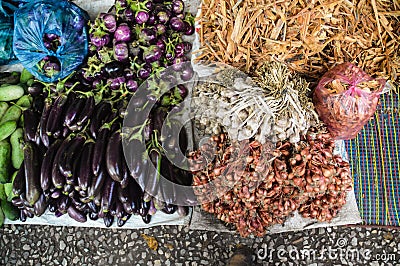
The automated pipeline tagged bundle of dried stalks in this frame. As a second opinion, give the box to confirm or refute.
[196,0,400,82]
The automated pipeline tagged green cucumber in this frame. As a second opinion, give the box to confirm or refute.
[0,121,17,142]
[20,69,34,84]
[0,102,8,121]
[0,205,4,227]
[1,200,19,221]
[4,182,13,201]
[0,85,24,102]
[10,128,24,169]
[0,184,5,200]
[0,105,22,124]
[0,140,11,184]
[16,95,32,109]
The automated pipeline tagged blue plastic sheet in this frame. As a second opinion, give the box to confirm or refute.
[13,0,89,82]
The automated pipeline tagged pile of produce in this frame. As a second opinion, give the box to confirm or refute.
[191,62,322,143]
[196,0,400,82]
[4,0,196,227]
[80,0,194,91]
[190,128,353,237]
[0,0,374,236]
[0,70,34,226]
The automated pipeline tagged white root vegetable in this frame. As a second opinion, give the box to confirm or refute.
[191,62,323,143]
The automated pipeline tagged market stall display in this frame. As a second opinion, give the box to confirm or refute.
[0,0,397,235]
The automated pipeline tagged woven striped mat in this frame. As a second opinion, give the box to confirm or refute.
[344,91,400,227]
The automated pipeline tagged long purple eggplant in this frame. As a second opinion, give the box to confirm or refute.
[75,96,95,127]
[11,197,23,208]
[51,136,72,188]
[120,158,130,188]
[19,210,26,222]
[115,200,125,219]
[59,134,86,178]
[70,143,84,188]
[22,209,34,219]
[144,149,161,197]
[89,212,99,221]
[152,106,168,137]
[23,142,41,205]
[106,130,123,182]
[46,94,68,137]
[39,98,52,147]
[117,182,130,203]
[87,201,99,213]
[88,167,107,200]
[91,127,109,176]
[160,156,176,205]
[51,190,62,199]
[117,213,131,227]
[122,201,133,214]
[130,178,143,214]
[33,193,47,217]
[67,205,87,223]
[40,139,62,191]
[57,195,71,214]
[103,212,114,227]
[48,200,57,212]
[101,176,116,213]
[142,214,151,224]
[23,109,41,145]
[161,204,177,214]
[125,139,144,179]
[12,166,26,198]
[89,102,112,139]
[64,97,85,128]
[139,196,151,217]
[78,141,95,192]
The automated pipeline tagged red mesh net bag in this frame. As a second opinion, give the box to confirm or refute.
[313,63,386,140]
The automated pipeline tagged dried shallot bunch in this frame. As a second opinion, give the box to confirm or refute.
[296,130,353,221]
[189,134,303,237]
[189,129,353,237]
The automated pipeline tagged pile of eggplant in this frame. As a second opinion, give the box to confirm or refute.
[79,0,194,91]
[13,83,191,226]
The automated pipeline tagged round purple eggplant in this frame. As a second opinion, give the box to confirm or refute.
[103,13,117,33]
[172,0,184,14]
[114,42,129,61]
[184,22,195,35]
[143,45,163,63]
[90,33,110,48]
[136,11,149,24]
[114,23,131,42]
[169,17,185,32]
[157,10,171,24]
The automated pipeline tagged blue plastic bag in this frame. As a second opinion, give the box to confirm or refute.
[0,12,13,65]
[13,0,89,82]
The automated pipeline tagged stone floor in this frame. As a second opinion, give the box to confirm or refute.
[0,225,399,265]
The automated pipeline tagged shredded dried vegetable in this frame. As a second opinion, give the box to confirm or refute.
[196,0,400,82]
